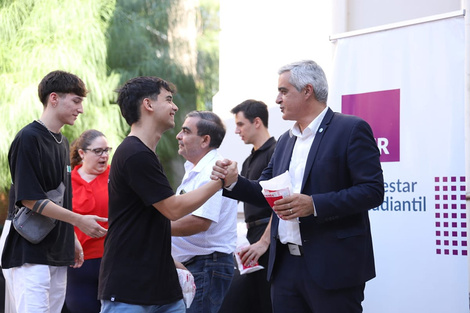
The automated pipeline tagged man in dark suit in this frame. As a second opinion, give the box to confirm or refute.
[212,60,384,313]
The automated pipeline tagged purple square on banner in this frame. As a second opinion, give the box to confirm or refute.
[444,204,448,209]
[435,195,440,200]
[461,204,466,209]
[436,231,441,236]
[462,231,467,237]
[463,250,468,256]
[462,241,467,247]
[451,177,456,182]
[461,195,466,200]
[451,186,456,191]
[436,222,440,227]
[452,231,458,237]
[342,89,400,162]
[444,213,448,218]
[453,240,458,246]
[452,204,457,209]
[435,213,440,218]
[462,222,467,228]
[443,195,448,200]
[437,249,441,254]
[435,177,440,182]
[444,240,449,245]
[436,204,440,209]
[444,177,448,182]
[452,213,457,218]
[444,222,448,227]
[444,186,448,191]
[452,222,457,228]
[445,249,449,255]
[435,186,439,191]
[444,231,449,236]
[461,176,466,182]
[461,186,466,191]
[462,213,467,219]
[453,250,458,255]
[436,240,441,245]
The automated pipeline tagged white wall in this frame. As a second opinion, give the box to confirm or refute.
[215,1,334,168]
[215,0,462,170]
[347,0,461,30]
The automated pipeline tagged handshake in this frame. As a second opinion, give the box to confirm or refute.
[210,159,239,188]
[212,164,313,221]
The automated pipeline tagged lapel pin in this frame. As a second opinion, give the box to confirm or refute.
[319,128,324,133]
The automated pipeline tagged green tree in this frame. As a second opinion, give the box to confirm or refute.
[0,0,220,217]
[196,0,220,111]
[106,0,220,187]
[0,0,124,194]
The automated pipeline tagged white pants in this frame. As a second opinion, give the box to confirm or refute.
[3,263,67,313]
[0,220,16,313]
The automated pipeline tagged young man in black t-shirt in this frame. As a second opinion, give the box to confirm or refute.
[98,76,237,312]
[2,70,108,313]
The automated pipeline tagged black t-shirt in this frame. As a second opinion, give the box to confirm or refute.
[98,136,182,305]
[2,121,74,268]
[240,137,277,227]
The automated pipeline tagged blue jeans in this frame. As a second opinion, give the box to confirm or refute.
[183,252,234,313]
[100,299,185,313]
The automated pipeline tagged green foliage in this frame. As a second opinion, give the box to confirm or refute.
[196,0,220,111]
[0,0,124,193]
[0,0,220,192]
[107,0,203,187]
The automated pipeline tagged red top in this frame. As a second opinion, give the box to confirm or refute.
[72,164,109,260]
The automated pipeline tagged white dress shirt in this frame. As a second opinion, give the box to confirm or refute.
[278,107,328,245]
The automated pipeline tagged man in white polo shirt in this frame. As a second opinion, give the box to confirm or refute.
[171,110,238,313]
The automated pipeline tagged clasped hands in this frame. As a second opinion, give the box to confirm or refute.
[211,160,315,219]
[211,159,238,188]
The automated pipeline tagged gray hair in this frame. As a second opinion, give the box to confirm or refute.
[278,60,328,104]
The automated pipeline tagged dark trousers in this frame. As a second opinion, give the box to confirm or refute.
[271,242,365,313]
[62,258,102,313]
[218,252,272,313]
[219,224,272,313]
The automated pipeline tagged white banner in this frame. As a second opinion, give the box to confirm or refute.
[329,15,467,312]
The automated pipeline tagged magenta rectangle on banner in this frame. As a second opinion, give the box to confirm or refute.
[342,89,400,162]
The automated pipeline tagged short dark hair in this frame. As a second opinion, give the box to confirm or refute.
[116,76,176,126]
[230,99,269,128]
[38,70,87,106]
[185,111,226,149]
[70,129,106,169]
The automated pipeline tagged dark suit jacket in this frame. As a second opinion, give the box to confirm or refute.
[223,108,384,290]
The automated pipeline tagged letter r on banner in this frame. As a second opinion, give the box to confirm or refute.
[342,89,400,162]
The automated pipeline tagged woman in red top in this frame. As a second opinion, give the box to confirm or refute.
[63,129,111,313]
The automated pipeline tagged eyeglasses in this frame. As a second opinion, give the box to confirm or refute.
[83,147,113,156]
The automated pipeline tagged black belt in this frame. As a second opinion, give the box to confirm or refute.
[246,217,270,229]
[181,251,231,267]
